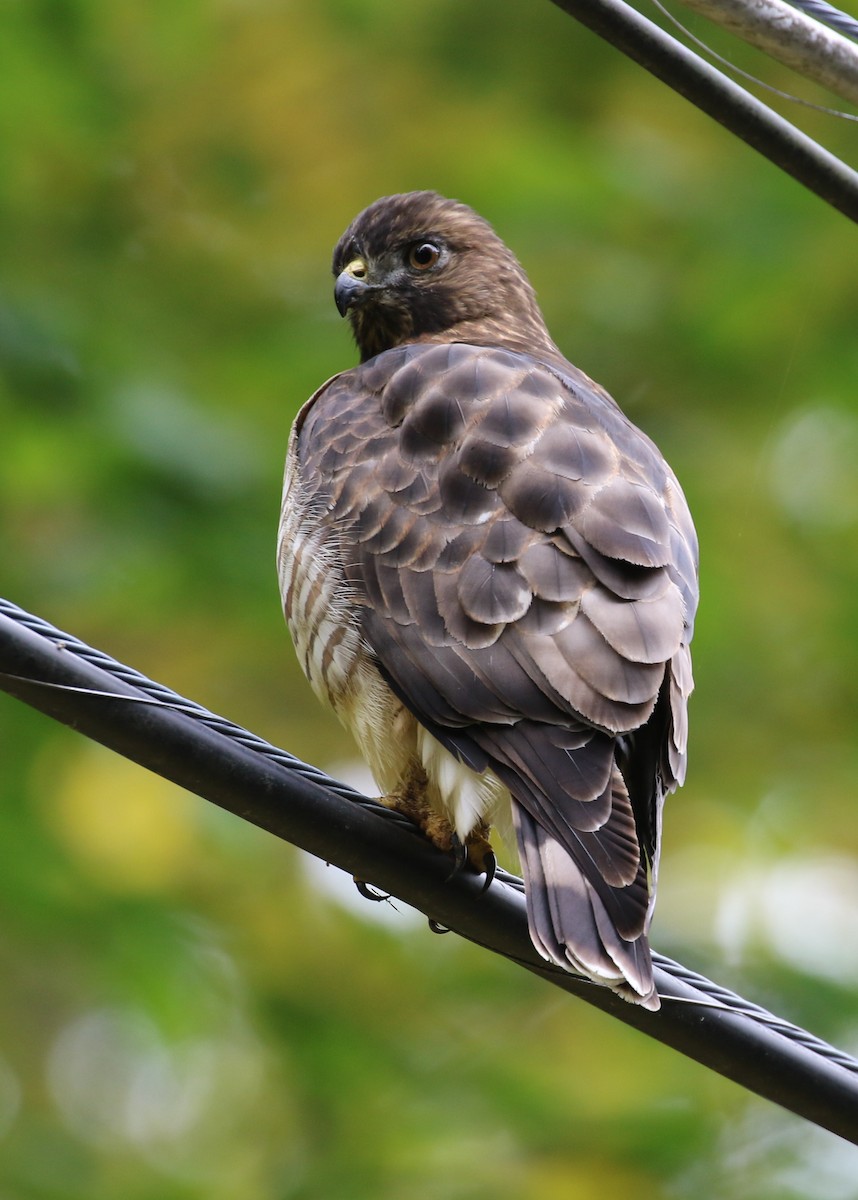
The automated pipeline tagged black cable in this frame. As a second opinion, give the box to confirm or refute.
[784,0,858,43]
[548,0,858,222]
[1,596,858,1142]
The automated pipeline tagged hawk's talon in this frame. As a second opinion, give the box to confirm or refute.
[446,832,469,881]
[354,878,390,902]
[428,919,450,935]
[478,848,497,894]
[443,833,497,893]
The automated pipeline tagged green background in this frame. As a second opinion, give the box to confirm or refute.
[1,2,857,1196]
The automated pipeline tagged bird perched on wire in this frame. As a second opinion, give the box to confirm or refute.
[278,191,698,1009]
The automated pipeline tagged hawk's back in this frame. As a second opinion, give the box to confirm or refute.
[279,339,697,1008]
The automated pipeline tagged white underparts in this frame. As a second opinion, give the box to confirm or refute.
[416,726,512,847]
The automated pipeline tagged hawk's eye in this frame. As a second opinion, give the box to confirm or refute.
[408,242,441,271]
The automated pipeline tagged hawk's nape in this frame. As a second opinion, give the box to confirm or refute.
[278,191,698,1009]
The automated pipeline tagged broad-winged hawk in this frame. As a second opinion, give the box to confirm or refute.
[278,192,698,1009]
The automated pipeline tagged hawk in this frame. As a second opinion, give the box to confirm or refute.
[278,192,697,1009]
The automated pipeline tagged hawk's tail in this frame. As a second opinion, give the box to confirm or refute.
[512,799,659,1010]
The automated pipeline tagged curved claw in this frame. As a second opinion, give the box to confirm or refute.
[445,835,497,893]
[428,919,451,934]
[478,848,498,894]
[445,833,469,882]
[354,878,390,903]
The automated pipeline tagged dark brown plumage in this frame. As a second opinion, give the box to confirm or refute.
[278,192,698,1008]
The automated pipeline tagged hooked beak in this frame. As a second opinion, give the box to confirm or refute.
[334,258,371,317]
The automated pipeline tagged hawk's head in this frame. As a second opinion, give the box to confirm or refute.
[332,191,561,363]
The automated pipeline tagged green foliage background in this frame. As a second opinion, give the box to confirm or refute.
[1,2,857,1196]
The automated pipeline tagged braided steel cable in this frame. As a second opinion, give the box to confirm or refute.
[785,0,858,42]
[2,594,858,1140]
[548,0,858,222]
[652,0,858,115]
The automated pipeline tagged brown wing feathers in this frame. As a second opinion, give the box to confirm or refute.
[296,341,696,1003]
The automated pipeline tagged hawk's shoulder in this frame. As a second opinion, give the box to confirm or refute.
[300,340,696,598]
